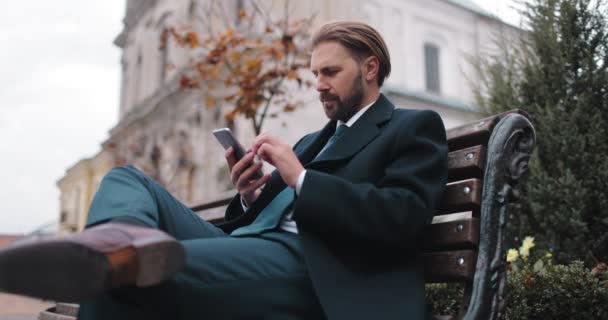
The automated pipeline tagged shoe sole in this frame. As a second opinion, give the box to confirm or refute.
[0,237,185,302]
[132,236,185,287]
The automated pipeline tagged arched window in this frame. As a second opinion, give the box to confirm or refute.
[159,30,169,84]
[188,0,196,19]
[156,12,173,86]
[424,43,440,94]
[135,51,143,103]
[119,59,129,116]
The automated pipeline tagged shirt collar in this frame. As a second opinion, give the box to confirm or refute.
[337,99,377,129]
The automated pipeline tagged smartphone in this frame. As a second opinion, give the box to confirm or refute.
[213,128,247,161]
[213,128,263,179]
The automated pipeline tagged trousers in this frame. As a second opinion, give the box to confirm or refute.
[77,165,325,320]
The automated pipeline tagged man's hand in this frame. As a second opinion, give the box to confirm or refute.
[225,147,271,206]
[252,133,304,188]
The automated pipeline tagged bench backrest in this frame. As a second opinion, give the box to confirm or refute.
[191,110,536,320]
[424,110,535,319]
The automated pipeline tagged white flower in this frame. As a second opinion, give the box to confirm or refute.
[507,248,519,262]
[519,236,535,258]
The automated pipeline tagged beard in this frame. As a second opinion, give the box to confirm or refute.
[320,72,365,122]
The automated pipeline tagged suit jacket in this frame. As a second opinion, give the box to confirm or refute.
[221,94,448,320]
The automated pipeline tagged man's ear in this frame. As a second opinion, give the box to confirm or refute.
[363,56,380,83]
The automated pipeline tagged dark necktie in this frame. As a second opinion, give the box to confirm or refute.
[316,124,348,159]
[231,124,348,236]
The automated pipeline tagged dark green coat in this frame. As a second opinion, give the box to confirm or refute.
[221,94,448,320]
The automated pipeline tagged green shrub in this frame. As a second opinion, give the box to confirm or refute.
[425,283,463,316]
[425,261,608,319]
[472,0,608,265]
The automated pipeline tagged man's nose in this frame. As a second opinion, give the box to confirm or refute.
[315,78,330,92]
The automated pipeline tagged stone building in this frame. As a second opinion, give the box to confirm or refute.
[56,150,113,232]
[57,0,521,233]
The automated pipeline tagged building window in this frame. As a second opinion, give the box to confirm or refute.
[120,60,129,116]
[424,43,440,94]
[74,187,81,219]
[135,51,143,103]
[236,0,244,24]
[188,0,196,18]
[160,31,168,84]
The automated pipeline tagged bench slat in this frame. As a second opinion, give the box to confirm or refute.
[446,109,528,151]
[190,197,232,212]
[424,218,479,250]
[193,179,484,216]
[447,145,486,182]
[424,250,476,282]
[438,179,482,215]
[447,117,497,151]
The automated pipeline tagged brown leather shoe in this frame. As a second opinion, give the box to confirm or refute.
[0,223,185,302]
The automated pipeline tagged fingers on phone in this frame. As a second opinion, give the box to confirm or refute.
[245,174,270,194]
[243,161,263,180]
[225,147,236,167]
[236,163,268,193]
[230,152,256,185]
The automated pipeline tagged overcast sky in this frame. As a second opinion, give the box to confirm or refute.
[0,0,521,235]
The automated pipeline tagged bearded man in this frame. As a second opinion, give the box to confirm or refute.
[0,21,448,320]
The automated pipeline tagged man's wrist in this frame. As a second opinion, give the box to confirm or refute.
[241,189,261,207]
[295,170,306,195]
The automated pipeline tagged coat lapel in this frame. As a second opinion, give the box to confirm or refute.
[295,120,337,165]
[306,94,394,167]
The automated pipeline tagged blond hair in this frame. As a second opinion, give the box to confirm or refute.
[311,21,391,86]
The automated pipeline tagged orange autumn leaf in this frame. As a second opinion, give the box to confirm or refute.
[206,96,217,107]
[286,70,298,80]
[283,104,296,112]
[245,59,262,71]
[238,9,247,18]
[225,28,234,37]
[185,32,200,48]
[231,52,241,62]
[169,27,185,46]
[180,75,199,88]
[159,29,168,49]
[225,110,238,122]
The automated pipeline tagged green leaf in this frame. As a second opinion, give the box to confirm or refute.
[533,259,544,272]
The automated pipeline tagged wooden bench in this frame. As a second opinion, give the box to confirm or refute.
[40,110,536,320]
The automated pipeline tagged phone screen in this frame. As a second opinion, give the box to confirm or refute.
[212,128,247,160]
[213,128,263,179]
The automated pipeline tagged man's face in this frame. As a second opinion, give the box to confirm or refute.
[310,41,366,122]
